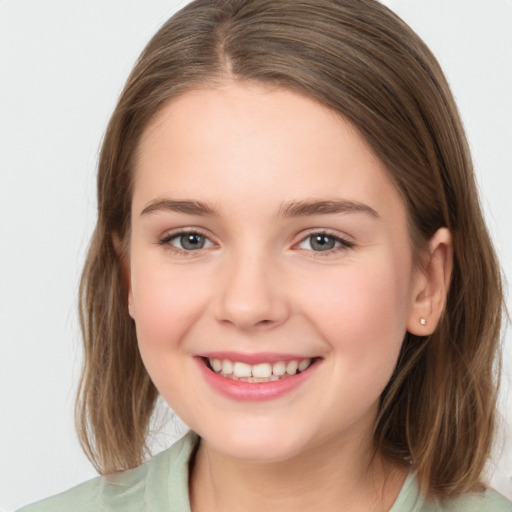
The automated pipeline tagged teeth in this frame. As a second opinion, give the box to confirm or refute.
[222,360,233,375]
[211,359,222,372]
[272,361,286,376]
[253,363,272,378]
[233,362,252,378]
[298,359,311,372]
[208,358,312,381]
[286,360,298,375]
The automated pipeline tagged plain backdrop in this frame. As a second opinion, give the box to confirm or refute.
[1,1,511,510]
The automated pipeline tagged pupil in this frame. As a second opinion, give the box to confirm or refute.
[311,234,335,251]
[181,233,204,250]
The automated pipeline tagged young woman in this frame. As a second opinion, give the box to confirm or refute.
[19,0,511,510]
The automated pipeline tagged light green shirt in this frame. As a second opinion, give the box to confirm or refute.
[18,431,512,511]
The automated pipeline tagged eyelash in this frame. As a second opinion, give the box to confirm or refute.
[157,229,355,256]
[296,230,355,257]
[157,229,214,256]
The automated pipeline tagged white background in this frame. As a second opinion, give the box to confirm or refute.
[0,1,511,510]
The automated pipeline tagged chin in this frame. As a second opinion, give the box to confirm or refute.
[197,421,314,464]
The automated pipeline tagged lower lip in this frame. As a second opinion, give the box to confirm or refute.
[196,358,318,401]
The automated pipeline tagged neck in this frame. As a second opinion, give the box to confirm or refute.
[189,432,408,512]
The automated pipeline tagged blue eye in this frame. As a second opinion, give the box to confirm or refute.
[298,233,353,252]
[162,231,214,251]
[178,233,206,250]
[309,234,337,251]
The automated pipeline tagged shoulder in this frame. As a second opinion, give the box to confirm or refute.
[418,488,512,512]
[434,489,512,512]
[17,431,199,512]
[392,473,512,512]
[16,476,101,512]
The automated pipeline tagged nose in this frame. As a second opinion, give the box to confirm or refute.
[214,251,290,332]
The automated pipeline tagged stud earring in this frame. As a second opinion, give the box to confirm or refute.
[419,317,427,326]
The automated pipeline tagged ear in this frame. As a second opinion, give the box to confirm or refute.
[113,233,134,319]
[406,227,453,335]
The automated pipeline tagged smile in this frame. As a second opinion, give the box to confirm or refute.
[206,358,313,382]
[196,354,320,401]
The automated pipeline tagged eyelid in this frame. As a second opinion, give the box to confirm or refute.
[294,229,355,254]
[155,227,354,256]
[157,227,217,254]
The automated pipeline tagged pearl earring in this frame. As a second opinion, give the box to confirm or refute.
[420,317,427,326]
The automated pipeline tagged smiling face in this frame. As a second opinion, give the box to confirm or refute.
[126,82,424,463]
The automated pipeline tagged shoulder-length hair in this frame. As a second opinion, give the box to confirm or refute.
[76,0,503,499]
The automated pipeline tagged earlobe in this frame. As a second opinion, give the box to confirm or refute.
[112,233,134,319]
[407,227,453,336]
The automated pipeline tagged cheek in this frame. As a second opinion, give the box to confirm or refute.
[129,259,212,410]
[300,258,412,371]
[129,255,210,354]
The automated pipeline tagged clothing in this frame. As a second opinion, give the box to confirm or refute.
[18,431,512,512]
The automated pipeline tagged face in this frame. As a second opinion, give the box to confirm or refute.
[127,82,422,463]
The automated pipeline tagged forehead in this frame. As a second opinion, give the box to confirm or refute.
[133,82,406,223]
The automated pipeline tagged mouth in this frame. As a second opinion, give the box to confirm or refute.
[202,356,317,382]
[196,353,321,401]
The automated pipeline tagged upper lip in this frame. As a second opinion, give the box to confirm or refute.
[197,351,318,364]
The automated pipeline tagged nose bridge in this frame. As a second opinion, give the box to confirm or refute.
[214,242,289,331]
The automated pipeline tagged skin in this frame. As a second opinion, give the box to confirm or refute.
[124,82,452,511]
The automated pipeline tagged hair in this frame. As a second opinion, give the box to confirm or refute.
[76,0,503,499]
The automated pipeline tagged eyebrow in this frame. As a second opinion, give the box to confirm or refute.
[140,198,379,219]
[278,199,379,218]
[141,199,217,217]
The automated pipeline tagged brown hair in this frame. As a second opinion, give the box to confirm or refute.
[76,0,503,498]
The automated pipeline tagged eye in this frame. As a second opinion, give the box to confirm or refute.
[160,231,214,252]
[297,232,353,252]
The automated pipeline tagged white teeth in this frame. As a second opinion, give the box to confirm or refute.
[211,358,222,372]
[286,360,299,375]
[233,362,252,378]
[252,363,272,378]
[222,360,233,375]
[272,361,286,376]
[208,357,314,381]
[298,359,312,372]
